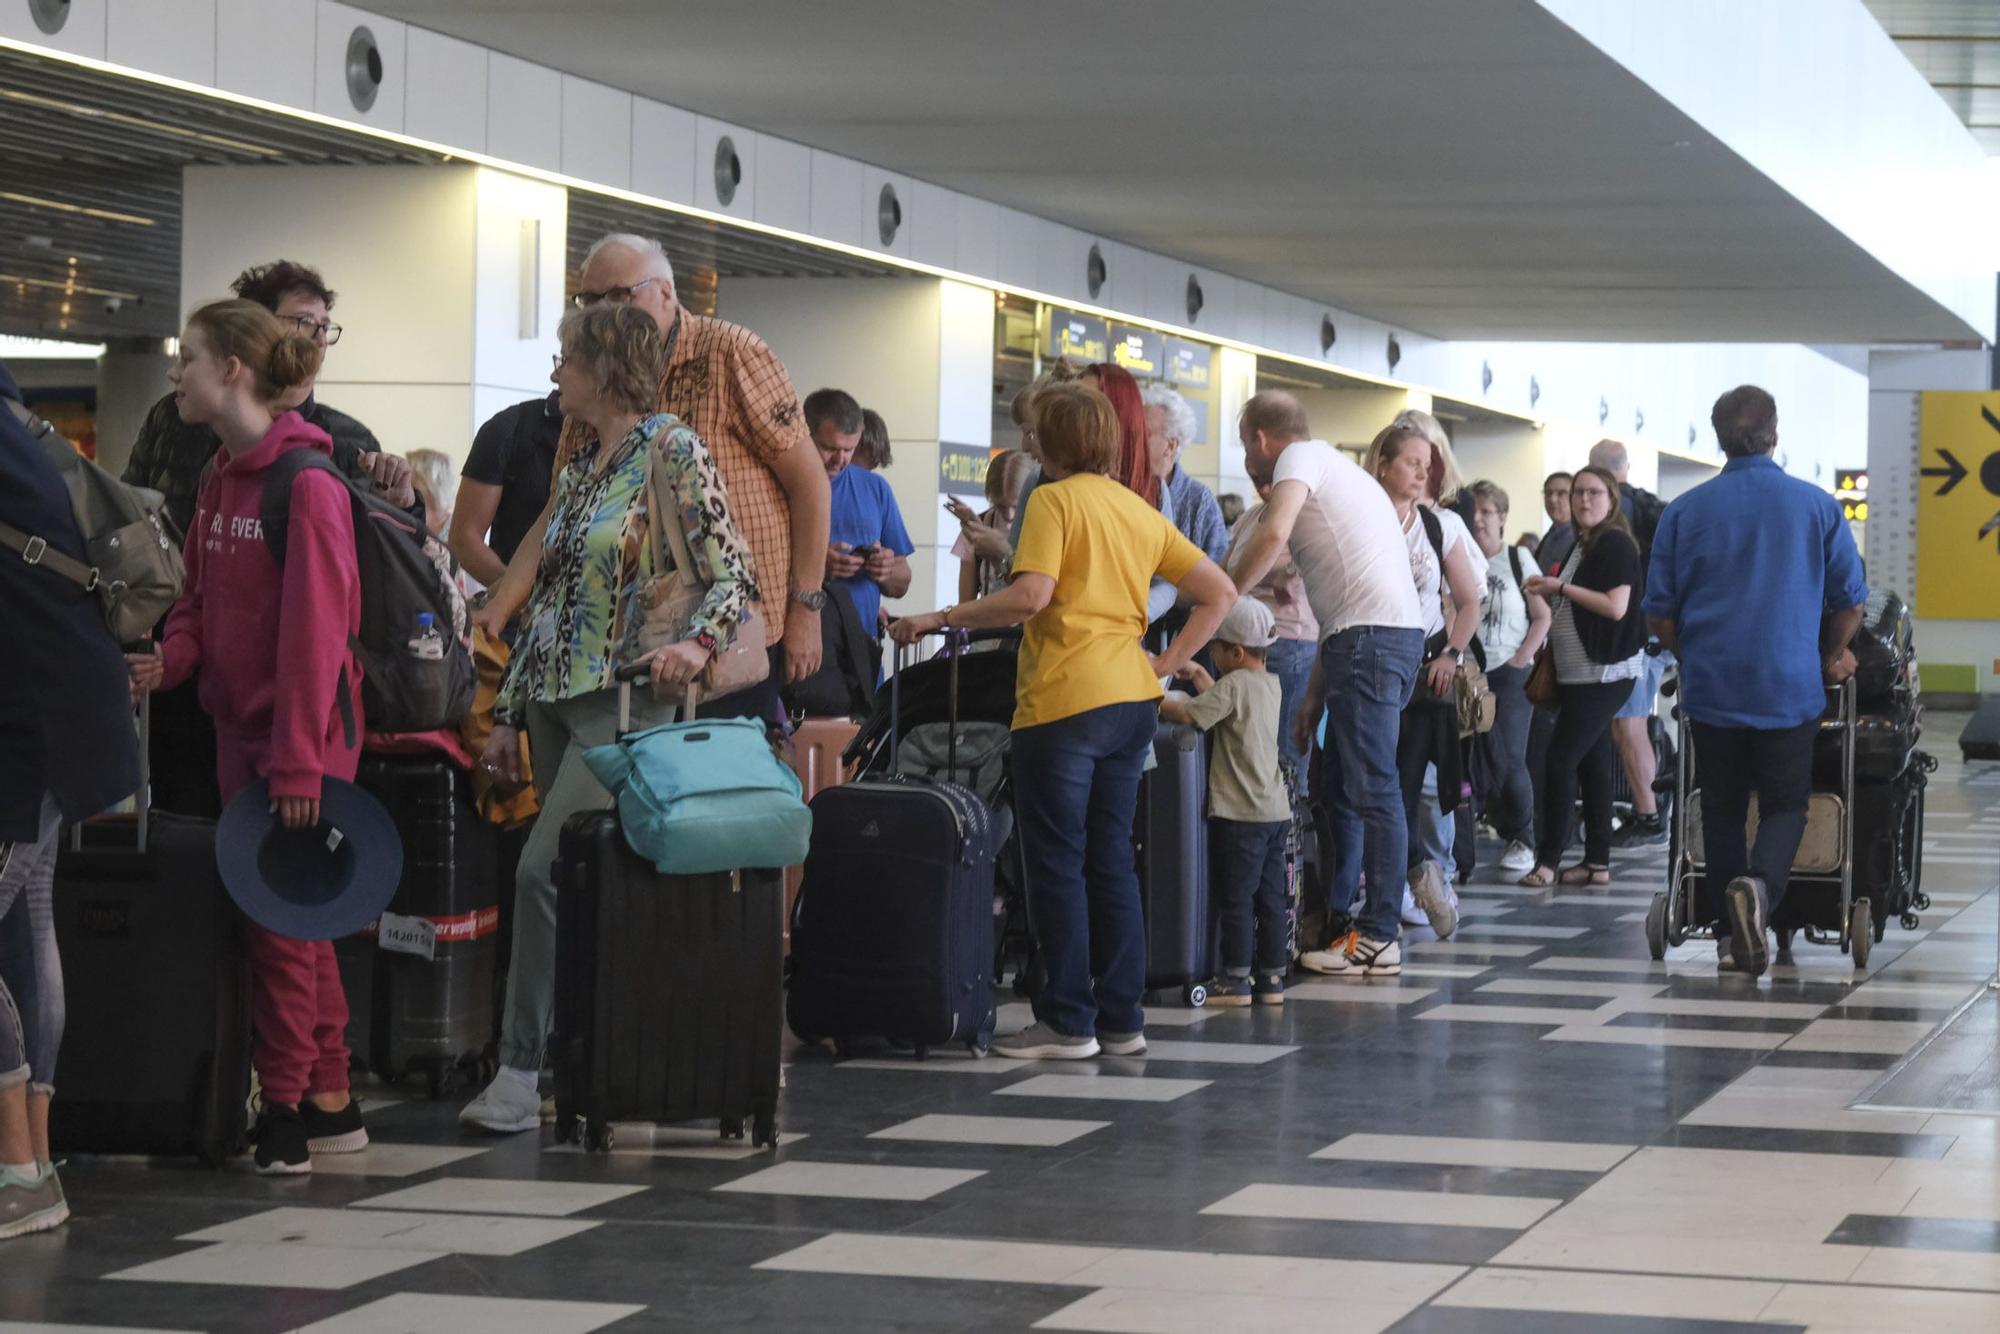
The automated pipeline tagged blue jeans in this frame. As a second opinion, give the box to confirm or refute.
[1267,637,1316,800]
[1615,647,1671,720]
[1210,818,1289,974]
[1012,700,1157,1037]
[0,794,63,1094]
[1316,628,1424,943]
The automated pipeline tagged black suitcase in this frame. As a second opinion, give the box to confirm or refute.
[786,636,997,1056]
[338,755,499,1098]
[51,699,251,1166]
[551,670,784,1151]
[1135,721,1213,1006]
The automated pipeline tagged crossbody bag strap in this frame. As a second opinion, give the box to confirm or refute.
[644,437,703,592]
[0,520,99,591]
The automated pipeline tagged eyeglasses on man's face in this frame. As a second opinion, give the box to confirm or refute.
[289,315,342,346]
[571,277,661,308]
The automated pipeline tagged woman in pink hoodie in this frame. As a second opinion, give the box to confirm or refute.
[127,299,368,1175]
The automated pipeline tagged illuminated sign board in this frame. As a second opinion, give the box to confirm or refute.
[1835,468,1868,523]
[1109,325,1164,377]
[1047,311,1108,363]
[1164,338,1212,390]
[938,441,991,497]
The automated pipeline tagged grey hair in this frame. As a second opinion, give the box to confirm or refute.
[582,232,676,287]
[1139,381,1199,446]
[1588,438,1630,479]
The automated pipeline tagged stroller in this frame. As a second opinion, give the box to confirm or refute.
[843,632,1033,985]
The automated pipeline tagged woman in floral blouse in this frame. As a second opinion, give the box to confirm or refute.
[461,302,758,1135]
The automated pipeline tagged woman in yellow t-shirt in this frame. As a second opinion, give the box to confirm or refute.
[893,383,1234,1060]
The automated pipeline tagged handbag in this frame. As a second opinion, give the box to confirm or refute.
[581,681,812,876]
[1524,644,1557,707]
[635,437,770,701]
[1453,659,1497,735]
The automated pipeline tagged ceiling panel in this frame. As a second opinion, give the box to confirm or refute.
[1864,0,2000,152]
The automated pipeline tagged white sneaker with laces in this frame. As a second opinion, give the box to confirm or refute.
[1408,860,1458,939]
[1346,935,1402,977]
[993,1022,1099,1060]
[459,1071,544,1134]
[1499,840,1536,873]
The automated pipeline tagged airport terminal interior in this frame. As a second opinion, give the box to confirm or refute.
[5,2,2000,1331]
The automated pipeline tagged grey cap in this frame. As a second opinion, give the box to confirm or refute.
[1214,595,1278,649]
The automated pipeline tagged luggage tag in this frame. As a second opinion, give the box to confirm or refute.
[378,911,438,961]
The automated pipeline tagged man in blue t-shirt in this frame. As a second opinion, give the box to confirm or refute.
[1644,385,1868,978]
[808,388,913,635]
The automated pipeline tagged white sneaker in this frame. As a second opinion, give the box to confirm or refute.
[1346,935,1402,977]
[1408,860,1458,939]
[1499,840,1536,872]
[1298,931,1358,975]
[1400,888,1428,928]
[993,1022,1099,1060]
[459,1072,543,1134]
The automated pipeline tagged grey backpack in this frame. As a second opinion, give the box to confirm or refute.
[0,399,184,643]
[893,722,1011,805]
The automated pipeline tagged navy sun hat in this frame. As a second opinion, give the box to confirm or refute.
[216,778,403,940]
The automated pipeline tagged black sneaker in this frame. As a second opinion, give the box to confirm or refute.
[1612,814,1668,849]
[253,1104,312,1176]
[1252,973,1286,1006]
[1205,976,1253,1007]
[300,1099,369,1155]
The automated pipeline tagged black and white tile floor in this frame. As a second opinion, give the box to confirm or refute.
[5,719,1996,1332]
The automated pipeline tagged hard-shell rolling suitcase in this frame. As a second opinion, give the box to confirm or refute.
[1135,721,1213,1006]
[552,668,784,1151]
[782,718,860,953]
[785,634,997,1056]
[51,696,252,1165]
[339,754,499,1098]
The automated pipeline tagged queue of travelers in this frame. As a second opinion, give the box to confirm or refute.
[0,219,1866,1227]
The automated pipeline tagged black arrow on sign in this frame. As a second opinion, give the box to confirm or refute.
[1922,448,1969,495]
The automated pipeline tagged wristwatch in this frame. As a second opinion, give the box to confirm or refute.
[790,588,828,612]
[1444,646,1463,662]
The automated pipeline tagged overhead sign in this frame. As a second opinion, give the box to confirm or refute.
[1109,325,1164,377]
[1916,393,2000,621]
[1834,468,1868,524]
[1164,338,1212,390]
[1047,310,1108,363]
[937,440,991,498]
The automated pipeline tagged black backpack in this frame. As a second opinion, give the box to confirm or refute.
[1626,483,1666,570]
[260,450,475,735]
[780,582,878,719]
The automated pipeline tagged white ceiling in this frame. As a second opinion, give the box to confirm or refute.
[366,0,1984,343]
[1865,0,2000,153]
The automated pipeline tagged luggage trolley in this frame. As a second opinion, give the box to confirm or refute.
[1647,680,1870,967]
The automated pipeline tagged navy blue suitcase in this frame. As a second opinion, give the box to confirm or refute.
[1135,721,1213,1006]
[785,639,997,1056]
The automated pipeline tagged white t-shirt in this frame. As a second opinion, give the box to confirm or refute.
[1269,441,1422,638]
[1480,543,1533,665]
[1399,504,1487,640]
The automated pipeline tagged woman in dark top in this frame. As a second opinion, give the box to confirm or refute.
[1518,465,1646,887]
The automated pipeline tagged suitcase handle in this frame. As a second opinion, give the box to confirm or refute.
[613,658,700,734]
[890,628,967,782]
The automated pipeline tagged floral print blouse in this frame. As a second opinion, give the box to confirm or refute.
[494,412,758,726]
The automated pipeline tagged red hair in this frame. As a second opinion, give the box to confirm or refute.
[1087,363,1158,507]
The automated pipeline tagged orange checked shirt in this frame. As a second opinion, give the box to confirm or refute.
[553,312,809,646]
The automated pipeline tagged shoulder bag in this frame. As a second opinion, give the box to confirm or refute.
[637,433,769,701]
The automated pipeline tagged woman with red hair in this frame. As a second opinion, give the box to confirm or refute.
[1085,363,1158,509]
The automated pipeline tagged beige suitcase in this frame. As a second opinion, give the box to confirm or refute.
[1687,791,1845,875]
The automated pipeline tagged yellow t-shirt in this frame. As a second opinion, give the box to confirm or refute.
[1009,472,1206,729]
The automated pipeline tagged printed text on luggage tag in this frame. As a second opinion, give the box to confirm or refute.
[378,911,438,961]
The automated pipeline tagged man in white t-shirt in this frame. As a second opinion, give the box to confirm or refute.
[1228,391,1430,977]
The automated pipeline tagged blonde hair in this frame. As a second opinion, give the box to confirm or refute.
[1391,408,1463,505]
[1032,382,1119,477]
[557,303,664,415]
[406,448,456,518]
[1009,357,1086,427]
[185,298,322,402]
[1362,422,1431,485]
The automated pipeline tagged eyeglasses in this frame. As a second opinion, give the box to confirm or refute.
[551,353,567,371]
[289,315,342,346]
[571,277,661,308]
[1572,487,1611,502]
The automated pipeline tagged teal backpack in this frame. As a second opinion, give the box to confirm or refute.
[583,709,811,877]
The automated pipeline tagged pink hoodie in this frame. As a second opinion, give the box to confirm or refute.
[161,411,363,801]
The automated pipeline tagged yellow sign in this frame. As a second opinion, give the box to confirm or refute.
[1916,392,2000,621]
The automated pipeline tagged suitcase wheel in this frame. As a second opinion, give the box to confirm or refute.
[752,1109,778,1149]
[1849,899,1873,970]
[1900,911,1921,932]
[721,1117,746,1141]
[1184,983,1208,1008]
[912,1043,929,1062]
[1644,895,1668,961]
[584,1120,613,1152]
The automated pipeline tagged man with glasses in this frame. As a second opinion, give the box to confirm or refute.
[121,258,415,818]
[1534,471,1575,574]
[473,232,830,725]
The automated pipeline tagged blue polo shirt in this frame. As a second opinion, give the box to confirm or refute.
[1642,454,1867,730]
[827,464,914,633]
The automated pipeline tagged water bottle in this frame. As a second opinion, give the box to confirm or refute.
[408,611,445,661]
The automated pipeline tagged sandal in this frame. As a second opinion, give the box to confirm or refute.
[1558,863,1611,887]
[1517,866,1556,888]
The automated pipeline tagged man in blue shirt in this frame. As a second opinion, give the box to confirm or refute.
[808,388,913,637]
[1644,385,1867,976]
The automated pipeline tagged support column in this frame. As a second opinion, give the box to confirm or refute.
[94,337,176,477]
[179,164,566,469]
